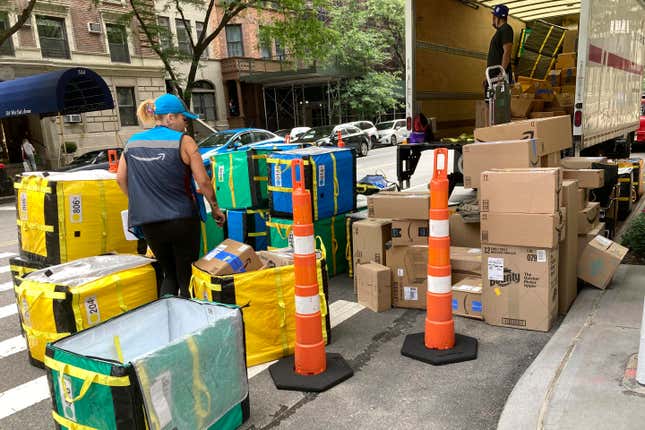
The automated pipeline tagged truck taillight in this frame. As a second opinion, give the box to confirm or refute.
[406,117,412,130]
[574,110,582,127]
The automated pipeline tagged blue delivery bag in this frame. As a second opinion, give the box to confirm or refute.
[267,147,356,220]
[226,209,268,251]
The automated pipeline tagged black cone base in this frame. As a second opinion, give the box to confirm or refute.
[269,352,353,392]
[401,332,478,365]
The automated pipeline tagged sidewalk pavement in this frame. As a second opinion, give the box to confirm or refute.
[498,264,645,430]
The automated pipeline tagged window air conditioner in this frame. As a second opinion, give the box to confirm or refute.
[87,22,103,34]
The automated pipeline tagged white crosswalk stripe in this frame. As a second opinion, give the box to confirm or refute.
[0,335,27,359]
[0,376,49,420]
[0,281,12,292]
[0,266,10,274]
[0,252,16,260]
[0,304,17,320]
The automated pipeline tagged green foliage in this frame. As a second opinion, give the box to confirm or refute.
[61,142,77,154]
[622,212,645,256]
[343,71,402,119]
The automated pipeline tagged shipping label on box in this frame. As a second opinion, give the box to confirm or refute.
[452,278,483,320]
[387,245,428,310]
[480,168,562,214]
[481,211,564,248]
[356,262,392,312]
[482,245,559,332]
[463,139,543,189]
[577,235,628,290]
[474,115,572,155]
[563,169,604,189]
[368,192,429,220]
[578,202,600,234]
[577,222,605,256]
[391,219,428,246]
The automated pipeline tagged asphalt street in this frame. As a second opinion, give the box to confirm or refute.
[0,146,556,429]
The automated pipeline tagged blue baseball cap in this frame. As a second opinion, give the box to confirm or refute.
[154,93,198,119]
[492,4,509,18]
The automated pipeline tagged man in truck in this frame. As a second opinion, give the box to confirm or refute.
[487,4,514,83]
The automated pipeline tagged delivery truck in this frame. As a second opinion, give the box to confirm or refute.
[405,0,645,158]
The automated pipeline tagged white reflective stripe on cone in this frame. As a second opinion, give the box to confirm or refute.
[295,294,321,315]
[429,219,449,238]
[293,235,315,255]
[427,275,452,294]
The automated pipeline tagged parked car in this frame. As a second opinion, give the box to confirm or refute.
[57,148,123,172]
[348,121,378,147]
[637,98,645,144]
[376,119,408,146]
[275,127,311,140]
[298,125,369,157]
[198,128,284,163]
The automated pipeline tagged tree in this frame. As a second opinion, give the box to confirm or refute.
[125,0,335,110]
[0,0,38,48]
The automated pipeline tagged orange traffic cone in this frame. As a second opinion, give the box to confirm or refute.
[401,148,478,365]
[108,149,119,173]
[337,131,345,148]
[270,159,353,391]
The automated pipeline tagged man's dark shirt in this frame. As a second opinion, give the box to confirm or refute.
[487,22,514,78]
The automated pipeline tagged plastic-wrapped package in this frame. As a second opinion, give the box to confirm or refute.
[15,254,158,367]
[46,297,249,429]
[15,170,139,265]
[190,253,331,366]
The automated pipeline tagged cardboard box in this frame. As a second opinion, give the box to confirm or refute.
[577,235,628,289]
[451,246,482,282]
[195,239,263,275]
[463,139,542,189]
[551,92,574,114]
[391,219,428,246]
[556,52,576,70]
[474,115,572,155]
[541,151,562,168]
[577,188,587,208]
[578,202,600,234]
[559,180,579,314]
[561,67,577,85]
[511,94,535,118]
[547,69,561,87]
[529,111,559,119]
[368,192,429,220]
[387,245,428,310]
[452,278,483,320]
[449,214,481,248]
[561,156,608,169]
[476,100,490,128]
[480,168,562,214]
[258,249,324,269]
[577,222,605,256]
[481,211,564,248]
[563,169,604,189]
[352,219,391,267]
[482,245,559,332]
[356,263,392,312]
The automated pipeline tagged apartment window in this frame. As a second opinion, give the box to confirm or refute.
[225,25,243,57]
[196,21,207,58]
[275,40,285,60]
[0,13,14,56]
[192,81,216,121]
[117,87,137,126]
[259,27,272,59]
[37,16,70,59]
[106,24,130,63]
[157,16,171,50]
[176,19,192,56]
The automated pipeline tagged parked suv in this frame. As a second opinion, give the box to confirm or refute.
[376,119,408,146]
[348,121,378,147]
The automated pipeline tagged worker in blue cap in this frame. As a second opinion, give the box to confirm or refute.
[487,4,514,83]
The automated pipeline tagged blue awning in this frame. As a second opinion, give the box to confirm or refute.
[0,67,114,119]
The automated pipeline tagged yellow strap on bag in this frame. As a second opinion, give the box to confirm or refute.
[311,157,319,220]
[200,221,208,255]
[315,236,327,261]
[248,232,267,237]
[331,216,338,274]
[45,356,130,396]
[187,337,212,425]
[267,221,292,241]
[98,181,108,255]
[22,323,70,341]
[266,158,309,166]
[56,186,69,262]
[253,176,268,182]
[52,411,98,430]
[113,335,124,363]
[14,181,52,194]
[267,185,293,193]
[228,153,237,208]
[15,220,55,232]
[345,218,353,278]
[330,153,339,215]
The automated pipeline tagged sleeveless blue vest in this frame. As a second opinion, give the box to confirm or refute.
[125,126,196,226]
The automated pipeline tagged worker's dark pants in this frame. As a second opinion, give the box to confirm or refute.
[141,217,200,298]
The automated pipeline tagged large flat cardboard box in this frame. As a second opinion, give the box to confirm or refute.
[482,245,559,332]
[368,192,429,220]
[577,236,628,289]
[474,115,572,155]
[563,169,604,189]
[463,139,542,189]
[577,222,605,256]
[480,168,562,214]
[391,219,428,246]
[577,188,587,208]
[556,52,576,70]
[481,211,565,248]
[511,94,535,118]
[578,201,600,234]
[195,239,263,275]
[356,263,392,312]
[449,214,480,248]
[352,219,391,267]
[452,278,483,320]
[387,245,428,310]
[559,180,579,314]
[451,246,481,282]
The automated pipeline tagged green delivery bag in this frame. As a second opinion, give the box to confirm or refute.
[267,214,348,276]
[211,149,269,210]
[45,297,249,430]
[199,212,226,258]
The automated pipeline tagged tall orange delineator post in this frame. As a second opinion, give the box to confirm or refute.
[269,159,353,391]
[401,148,478,365]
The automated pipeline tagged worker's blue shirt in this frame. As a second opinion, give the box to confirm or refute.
[125,126,196,227]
